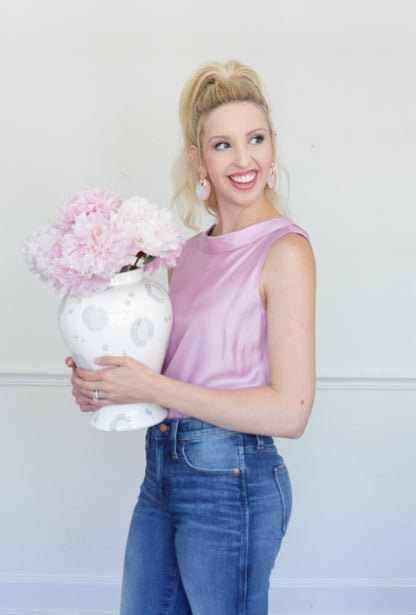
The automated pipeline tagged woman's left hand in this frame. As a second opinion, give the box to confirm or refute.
[71,356,156,409]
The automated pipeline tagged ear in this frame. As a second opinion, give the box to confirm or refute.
[189,145,206,178]
[189,144,198,165]
[272,131,277,159]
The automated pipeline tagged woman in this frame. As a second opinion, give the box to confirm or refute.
[68,61,316,615]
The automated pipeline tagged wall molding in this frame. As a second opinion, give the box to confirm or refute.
[0,373,71,387]
[1,372,415,390]
[3,572,415,588]
[270,576,416,588]
[3,572,415,587]
[0,573,120,585]
[317,376,416,390]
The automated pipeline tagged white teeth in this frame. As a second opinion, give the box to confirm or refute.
[230,172,256,183]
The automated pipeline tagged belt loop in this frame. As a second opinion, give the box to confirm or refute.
[170,420,179,458]
[256,435,265,450]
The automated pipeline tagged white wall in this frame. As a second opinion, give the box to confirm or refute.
[1,1,415,613]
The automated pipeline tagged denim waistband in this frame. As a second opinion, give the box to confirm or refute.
[148,418,274,448]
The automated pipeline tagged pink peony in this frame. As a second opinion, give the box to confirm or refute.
[144,246,184,275]
[60,211,136,278]
[23,222,63,281]
[117,196,184,262]
[59,186,121,231]
[24,187,184,297]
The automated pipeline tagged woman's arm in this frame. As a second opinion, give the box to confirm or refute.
[70,234,316,438]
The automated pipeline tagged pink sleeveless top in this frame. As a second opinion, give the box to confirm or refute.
[162,217,310,419]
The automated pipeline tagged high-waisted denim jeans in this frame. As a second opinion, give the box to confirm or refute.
[120,418,292,615]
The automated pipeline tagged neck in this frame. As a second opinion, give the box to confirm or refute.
[213,200,280,236]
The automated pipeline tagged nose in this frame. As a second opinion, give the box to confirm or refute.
[233,142,251,168]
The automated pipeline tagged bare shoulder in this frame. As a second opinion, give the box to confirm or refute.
[263,232,315,282]
[268,231,313,259]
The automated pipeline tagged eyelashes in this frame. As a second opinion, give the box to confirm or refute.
[250,135,264,145]
[214,142,230,150]
[213,135,265,150]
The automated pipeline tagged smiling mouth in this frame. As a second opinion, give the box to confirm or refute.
[229,171,257,184]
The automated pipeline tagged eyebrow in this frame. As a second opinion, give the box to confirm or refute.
[208,127,267,144]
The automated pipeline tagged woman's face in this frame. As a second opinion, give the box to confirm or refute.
[198,101,275,212]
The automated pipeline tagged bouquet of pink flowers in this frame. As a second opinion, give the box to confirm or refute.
[24,186,184,297]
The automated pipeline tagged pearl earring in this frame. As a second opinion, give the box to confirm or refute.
[267,163,277,189]
[195,178,211,201]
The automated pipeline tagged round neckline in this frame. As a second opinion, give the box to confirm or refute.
[198,217,294,254]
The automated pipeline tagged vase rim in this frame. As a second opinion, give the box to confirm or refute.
[109,268,143,286]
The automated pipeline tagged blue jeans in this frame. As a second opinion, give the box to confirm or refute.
[120,418,292,615]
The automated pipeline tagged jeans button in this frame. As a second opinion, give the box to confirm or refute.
[159,423,170,433]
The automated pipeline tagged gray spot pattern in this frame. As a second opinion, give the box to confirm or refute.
[109,413,133,431]
[145,283,165,304]
[72,352,92,370]
[82,306,109,331]
[130,317,154,347]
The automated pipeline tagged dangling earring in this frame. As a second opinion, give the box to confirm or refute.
[267,163,277,189]
[195,178,211,201]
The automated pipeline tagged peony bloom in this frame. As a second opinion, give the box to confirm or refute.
[59,186,121,231]
[24,187,184,297]
[23,222,63,281]
[117,196,184,268]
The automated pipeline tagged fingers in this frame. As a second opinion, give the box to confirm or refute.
[79,400,97,413]
[71,369,112,407]
[71,368,110,402]
[95,355,127,367]
[72,380,102,402]
[69,355,135,409]
[66,354,125,373]
[72,358,126,393]
[66,356,111,414]
[74,367,102,382]
[72,387,103,412]
[72,385,94,402]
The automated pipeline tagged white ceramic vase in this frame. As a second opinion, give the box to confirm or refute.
[58,268,171,432]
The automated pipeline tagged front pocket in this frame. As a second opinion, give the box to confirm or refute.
[274,465,293,534]
[181,434,242,475]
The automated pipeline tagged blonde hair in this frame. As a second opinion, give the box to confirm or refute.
[171,60,289,229]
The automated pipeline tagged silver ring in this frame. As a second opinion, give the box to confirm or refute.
[93,389,99,402]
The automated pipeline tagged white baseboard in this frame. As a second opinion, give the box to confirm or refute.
[1,574,415,615]
[0,574,120,615]
[268,577,416,615]
[0,611,117,615]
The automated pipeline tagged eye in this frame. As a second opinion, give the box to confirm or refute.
[249,135,264,145]
[214,141,230,150]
